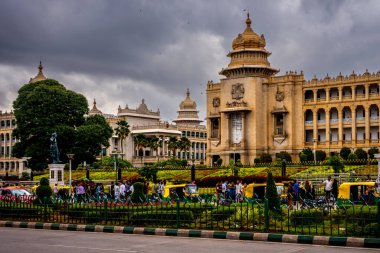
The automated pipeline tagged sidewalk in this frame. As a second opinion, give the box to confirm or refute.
[1,220,379,248]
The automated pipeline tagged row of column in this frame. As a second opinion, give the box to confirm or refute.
[310,85,375,102]
[1,131,13,158]
[310,105,379,144]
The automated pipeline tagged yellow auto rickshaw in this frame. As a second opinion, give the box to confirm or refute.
[163,183,199,200]
[337,182,380,205]
[245,183,286,200]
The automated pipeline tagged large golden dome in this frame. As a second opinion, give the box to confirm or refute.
[232,13,266,50]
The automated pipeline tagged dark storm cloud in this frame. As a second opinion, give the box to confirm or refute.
[1,0,380,120]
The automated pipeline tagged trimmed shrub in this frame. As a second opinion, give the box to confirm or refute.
[354,148,367,160]
[216,158,223,166]
[340,147,351,160]
[265,172,281,212]
[299,148,313,161]
[259,153,272,163]
[368,147,379,159]
[35,177,52,200]
[130,210,194,226]
[347,153,358,160]
[328,155,344,173]
[277,151,292,162]
[290,209,323,225]
[316,150,326,161]
[131,182,146,203]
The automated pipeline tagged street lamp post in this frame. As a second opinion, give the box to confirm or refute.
[67,154,74,196]
[191,154,196,182]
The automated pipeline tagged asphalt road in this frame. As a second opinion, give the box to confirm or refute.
[0,227,379,253]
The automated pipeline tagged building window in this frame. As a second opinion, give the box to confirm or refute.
[200,132,204,138]
[211,118,220,138]
[231,112,242,144]
[6,120,10,127]
[196,132,199,138]
[1,121,4,127]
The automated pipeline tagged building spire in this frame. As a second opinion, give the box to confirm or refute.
[38,61,43,74]
[29,61,47,83]
[245,12,252,29]
[186,88,190,97]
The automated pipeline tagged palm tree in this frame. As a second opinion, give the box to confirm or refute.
[178,137,191,160]
[134,134,147,157]
[146,136,160,158]
[167,136,179,158]
[114,120,130,156]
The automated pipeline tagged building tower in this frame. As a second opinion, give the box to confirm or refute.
[173,89,203,126]
[29,61,47,84]
[206,13,279,165]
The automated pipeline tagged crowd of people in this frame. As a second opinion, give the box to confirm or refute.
[215,180,247,202]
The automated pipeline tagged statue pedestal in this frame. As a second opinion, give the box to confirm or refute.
[49,164,65,186]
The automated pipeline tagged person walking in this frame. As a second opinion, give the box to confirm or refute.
[322,176,333,205]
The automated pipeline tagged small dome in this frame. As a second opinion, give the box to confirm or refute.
[89,99,103,115]
[29,61,47,83]
[232,13,266,50]
[179,89,197,110]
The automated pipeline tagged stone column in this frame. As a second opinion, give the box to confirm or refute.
[338,109,343,145]
[313,109,318,141]
[326,108,330,144]
[351,85,356,101]
[313,89,317,103]
[326,88,330,103]
[222,113,230,147]
[365,85,369,100]
[351,105,356,144]
[241,112,246,148]
[365,105,370,145]
[338,87,343,101]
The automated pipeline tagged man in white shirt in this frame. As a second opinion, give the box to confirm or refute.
[114,183,120,202]
[322,176,333,204]
[235,180,242,202]
[119,181,126,201]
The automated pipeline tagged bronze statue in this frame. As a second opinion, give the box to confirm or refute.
[50,132,61,164]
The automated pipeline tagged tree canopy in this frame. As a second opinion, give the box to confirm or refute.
[12,79,112,170]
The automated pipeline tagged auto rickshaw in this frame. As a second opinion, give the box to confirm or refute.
[244,183,287,201]
[163,183,199,201]
[337,182,380,205]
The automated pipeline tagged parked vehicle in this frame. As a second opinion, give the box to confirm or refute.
[337,182,380,205]
[0,188,35,203]
[245,183,287,200]
[163,183,199,200]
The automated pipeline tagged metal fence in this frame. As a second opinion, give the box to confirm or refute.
[0,197,379,237]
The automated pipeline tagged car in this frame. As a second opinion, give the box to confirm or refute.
[0,188,35,204]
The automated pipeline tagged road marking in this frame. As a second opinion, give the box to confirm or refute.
[47,244,137,252]
[281,247,306,253]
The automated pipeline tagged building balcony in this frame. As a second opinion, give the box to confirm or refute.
[370,116,379,121]
[343,118,351,123]
[317,119,326,124]
[356,139,365,144]
[356,93,365,99]
[356,117,365,122]
[329,96,339,101]
[343,140,352,144]
[304,98,314,103]
[317,97,326,102]
[304,120,313,125]
[330,118,338,124]
[370,139,379,143]
[369,92,379,97]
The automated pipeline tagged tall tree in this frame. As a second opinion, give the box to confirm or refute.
[12,79,112,170]
[146,136,160,158]
[167,136,179,158]
[178,136,191,159]
[134,134,147,157]
[114,120,130,156]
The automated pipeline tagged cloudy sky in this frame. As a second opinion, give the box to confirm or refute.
[1,0,380,122]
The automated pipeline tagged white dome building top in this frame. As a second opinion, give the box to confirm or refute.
[173,89,203,126]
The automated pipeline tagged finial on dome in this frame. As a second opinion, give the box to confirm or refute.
[246,12,251,27]
[186,88,190,97]
[38,61,43,73]
[93,99,96,106]
[142,98,145,104]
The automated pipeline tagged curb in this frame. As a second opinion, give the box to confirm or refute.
[1,221,379,248]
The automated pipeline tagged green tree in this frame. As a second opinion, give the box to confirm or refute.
[35,177,53,200]
[347,153,358,160]
[368,147,379,159]
[178,137,191,159]
[340,147,351,160]
[168,136,179,158]
[354,148,367,160]
[146,136,160,159]
[328,155,344,173]
[259,153,272,163]
[299,148,313,161]
[73,115,113,165]
[316,150,326,161]
[12,79,106,170]
[114,120,130,155]
[134,134,147,157]
[131,182,146,203]
[277,151,292,162]
[265,172,281,212]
